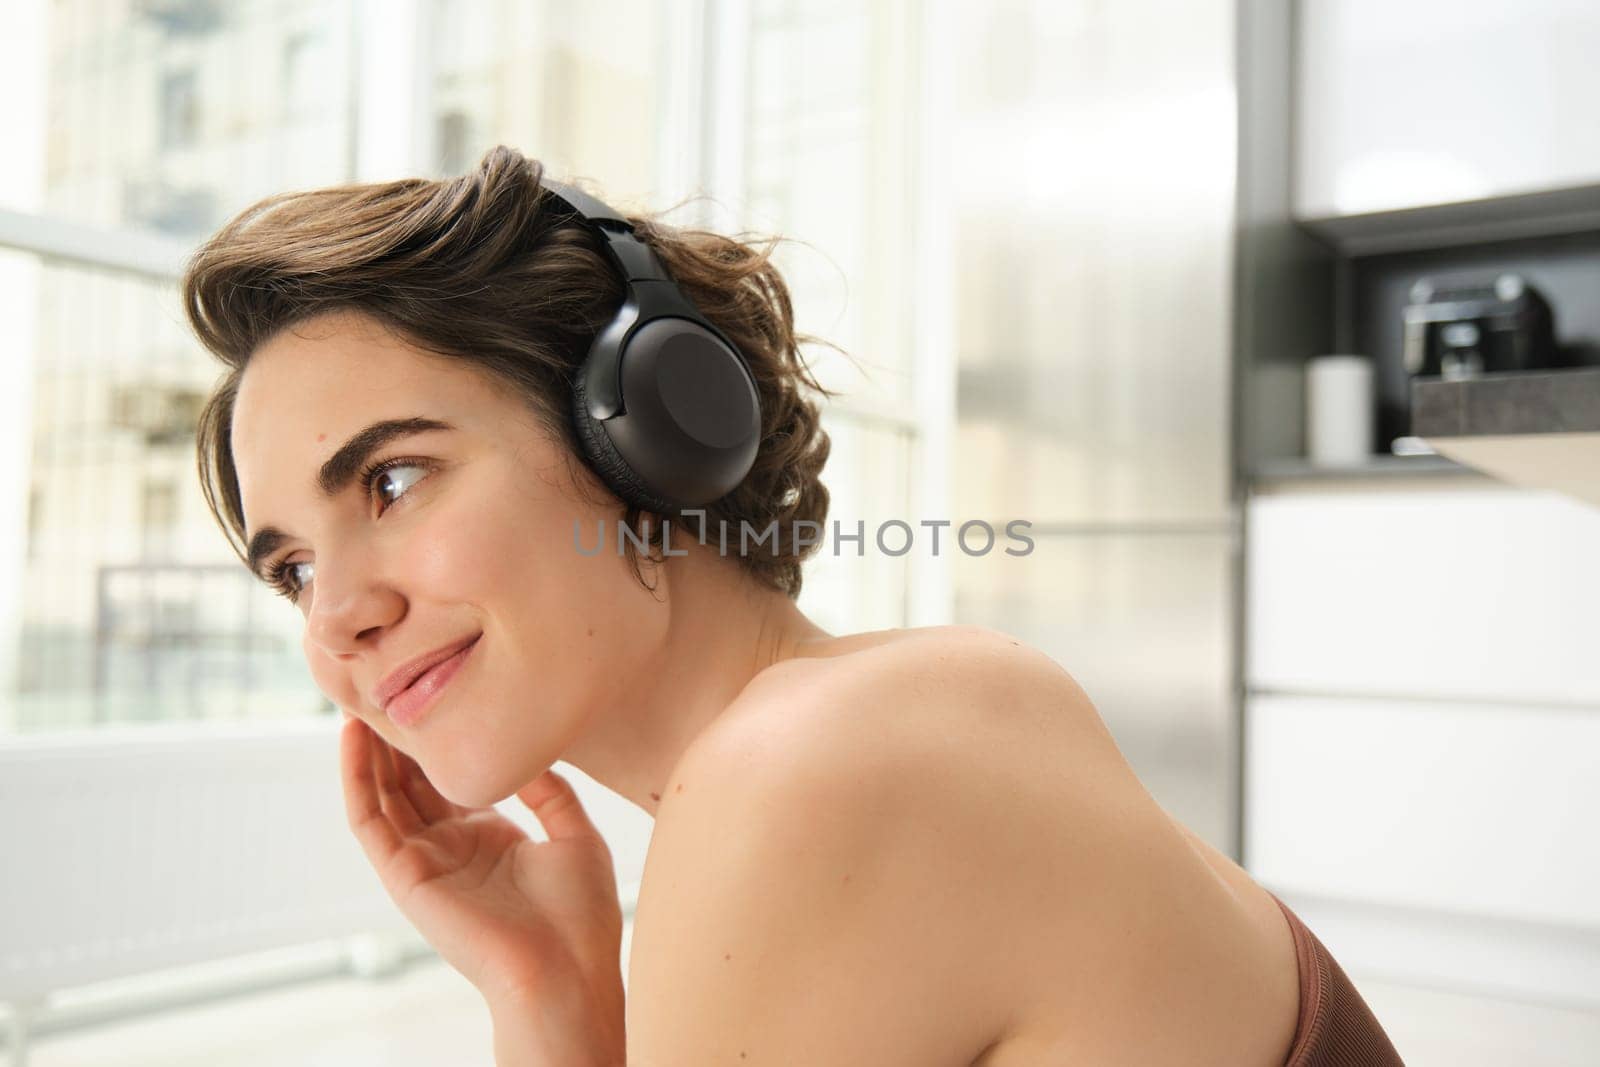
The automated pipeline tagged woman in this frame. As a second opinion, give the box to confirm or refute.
[185,146,1403,1065]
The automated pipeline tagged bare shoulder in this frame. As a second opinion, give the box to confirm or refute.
[651,624,1108,875]
[716,623,1118,759]
[625,625,1103,1062]
[641,624,1302,1064]
[630,625,1145,1058]
[672,623,1131,834]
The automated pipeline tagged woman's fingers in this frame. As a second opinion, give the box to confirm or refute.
[368,724,427,836]
[339,715,404,864]
[515,768,606,847]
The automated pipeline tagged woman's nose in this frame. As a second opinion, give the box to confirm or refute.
[302,553,406,653]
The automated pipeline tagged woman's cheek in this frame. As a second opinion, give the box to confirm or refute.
[409,497,496,591]
[303,631,365,715]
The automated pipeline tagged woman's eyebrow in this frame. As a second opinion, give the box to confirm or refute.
[244,416,456,580]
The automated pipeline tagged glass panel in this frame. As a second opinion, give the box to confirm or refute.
[734,1,923,634]
[0,0,356,238]
[1,257,323,736]
[740,0,918,416]
[949,0,1236,525]
[424,0,671,205]
[953,532,1238,853]
[795,412,914,634]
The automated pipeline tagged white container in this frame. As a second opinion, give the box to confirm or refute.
[1305,354,1374,465]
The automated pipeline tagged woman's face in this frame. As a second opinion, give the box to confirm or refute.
[230,309,663,807]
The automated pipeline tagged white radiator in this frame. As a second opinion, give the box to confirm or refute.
[0,716,652,1064]
[0,718,414,1004]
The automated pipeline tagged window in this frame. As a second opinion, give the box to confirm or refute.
[0,0,945,737]
[0,0,358,734]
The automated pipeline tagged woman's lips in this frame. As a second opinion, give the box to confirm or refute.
[384,636,479,728]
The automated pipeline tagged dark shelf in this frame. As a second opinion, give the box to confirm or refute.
[1297,182,1600,257]
[1249,453,1479,486]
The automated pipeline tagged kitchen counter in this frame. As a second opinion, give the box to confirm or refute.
[1411,367,1600,509]
[1413,367,1600,437]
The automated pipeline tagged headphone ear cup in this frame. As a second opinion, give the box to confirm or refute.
[572,369,677,517]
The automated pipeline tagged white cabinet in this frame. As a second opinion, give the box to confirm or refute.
[1295,0,1600,218]
[1244,477,1600,1006]
[1247,693,1600,929]
[1247,481,1600,704]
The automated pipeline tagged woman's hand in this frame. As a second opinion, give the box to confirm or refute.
[338,714,626,1064]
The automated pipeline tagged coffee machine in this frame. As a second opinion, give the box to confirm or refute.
[1402,272,1557,380]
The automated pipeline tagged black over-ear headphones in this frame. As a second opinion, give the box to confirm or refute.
[538,178,762,517]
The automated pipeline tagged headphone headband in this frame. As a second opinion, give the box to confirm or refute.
[540,179,673,287]
[540,178,628,226]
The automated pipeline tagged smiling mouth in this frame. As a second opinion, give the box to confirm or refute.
[382,635,480,727]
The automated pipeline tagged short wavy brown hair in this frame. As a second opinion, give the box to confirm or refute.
[184,145,838,599]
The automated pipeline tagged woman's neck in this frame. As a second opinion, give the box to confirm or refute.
[556,539,835,817]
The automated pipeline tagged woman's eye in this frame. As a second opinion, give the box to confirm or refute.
[265,557,315,602]
[371,461,431,511]
[284,561,314,594]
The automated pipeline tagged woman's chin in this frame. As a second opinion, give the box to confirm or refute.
[437,773,506,811]
[414,750,504,810]
[420,723,569,811]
